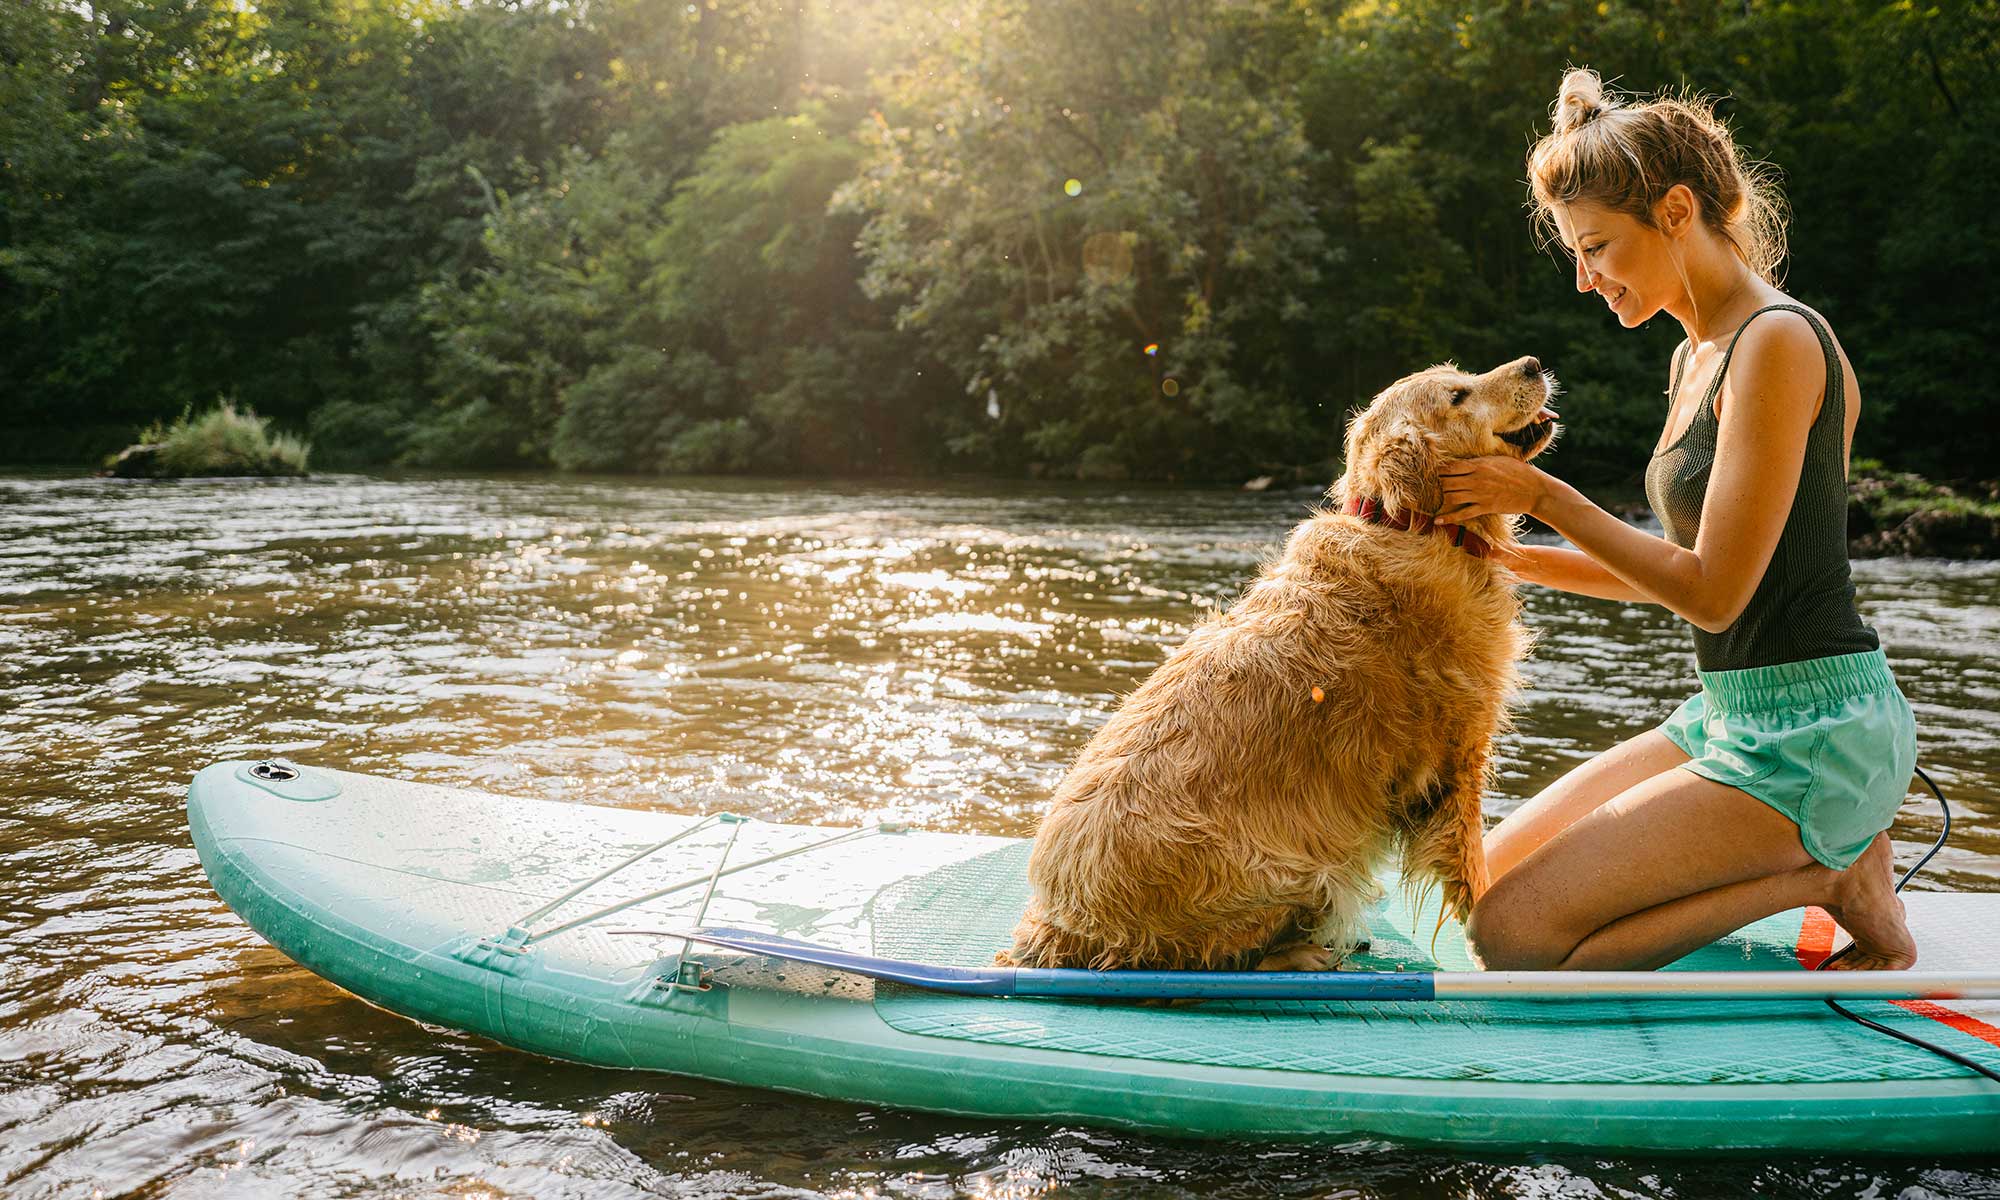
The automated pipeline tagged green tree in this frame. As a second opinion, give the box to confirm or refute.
[6,0,1994,484]
[837,0,1326,480]
[395,0,852,470]
[412,144,669,468]
[637,104,950,474]
[418,103,953,475]
[0,0,620,465]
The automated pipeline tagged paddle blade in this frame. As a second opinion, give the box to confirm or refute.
[673,926,1021,995]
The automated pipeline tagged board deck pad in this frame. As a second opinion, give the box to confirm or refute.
[870,843,2000,1086]
[188,761,2000,1151]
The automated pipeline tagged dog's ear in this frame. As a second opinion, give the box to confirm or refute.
[1331,405,1373,506]
[1342,423,1442,518]
[1373,430,1444,518]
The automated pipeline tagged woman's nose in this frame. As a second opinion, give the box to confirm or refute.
[1574,258,1597,293]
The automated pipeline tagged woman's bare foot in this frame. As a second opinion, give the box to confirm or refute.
[1821,833,1918,970]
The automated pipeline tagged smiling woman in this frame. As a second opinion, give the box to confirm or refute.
[1437,66,1923,979]
[1527,69,1790,328]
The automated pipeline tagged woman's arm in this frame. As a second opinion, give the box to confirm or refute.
[1442,312,1826,632]
[1494,543,1655,603]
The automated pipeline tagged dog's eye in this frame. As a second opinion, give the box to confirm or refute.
[1449,389,1468,406]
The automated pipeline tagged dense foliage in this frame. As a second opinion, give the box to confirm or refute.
[3,0,1992,484]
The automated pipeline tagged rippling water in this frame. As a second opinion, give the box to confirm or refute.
[3,470,1996,1198]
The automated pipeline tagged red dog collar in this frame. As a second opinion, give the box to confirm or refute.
[1342,496,1491,560]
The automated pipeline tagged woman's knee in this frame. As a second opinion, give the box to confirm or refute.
[1464,883,1570,971]
[1484,730,1687,882]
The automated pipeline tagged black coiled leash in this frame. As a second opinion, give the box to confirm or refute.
[1814,765,2000,1083]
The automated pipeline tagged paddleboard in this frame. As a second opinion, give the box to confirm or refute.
[186,760,2000,1152]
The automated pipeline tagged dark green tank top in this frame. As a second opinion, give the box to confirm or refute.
[1641,303,1879,672]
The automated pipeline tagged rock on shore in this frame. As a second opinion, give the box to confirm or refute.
[1847,465,2000,559]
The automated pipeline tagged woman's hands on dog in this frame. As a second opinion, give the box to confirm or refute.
[1437,455,1551,522]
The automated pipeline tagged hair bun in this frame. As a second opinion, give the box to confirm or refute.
[1554,67,1615,135]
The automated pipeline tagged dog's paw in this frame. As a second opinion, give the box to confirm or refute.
[1255,942,1333,972]
[1441,879,1479,924]
[992,949,1020,967]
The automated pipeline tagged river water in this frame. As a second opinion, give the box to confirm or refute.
[2,470,1995,1198]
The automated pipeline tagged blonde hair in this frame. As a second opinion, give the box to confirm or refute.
[1526,68,1789,287]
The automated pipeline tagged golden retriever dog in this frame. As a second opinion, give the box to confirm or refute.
[1001,357,1559,971]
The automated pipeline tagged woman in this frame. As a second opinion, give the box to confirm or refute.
[1438,69,1918,972]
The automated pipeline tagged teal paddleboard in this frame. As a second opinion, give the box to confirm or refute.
[186,760,2000,1152]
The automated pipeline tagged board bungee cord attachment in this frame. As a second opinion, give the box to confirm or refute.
[620,761,2000,1083]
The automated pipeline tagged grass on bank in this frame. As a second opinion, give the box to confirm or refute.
[1851,459,2000,520]
[1848,459,2000,558]
[117,401,311,477]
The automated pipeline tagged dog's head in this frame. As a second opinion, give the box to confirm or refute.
[1334,357,1560,524]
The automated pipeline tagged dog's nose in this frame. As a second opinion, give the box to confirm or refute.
[1519,357,1542,377]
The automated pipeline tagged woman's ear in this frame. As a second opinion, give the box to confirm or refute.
[1657,183,1699,238]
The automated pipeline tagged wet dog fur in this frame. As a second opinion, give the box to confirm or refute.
[1000,357,1559,971]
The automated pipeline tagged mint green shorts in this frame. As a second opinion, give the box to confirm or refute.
[1658,648,1916,871]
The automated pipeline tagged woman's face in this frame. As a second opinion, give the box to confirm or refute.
[1553,201,1672,328]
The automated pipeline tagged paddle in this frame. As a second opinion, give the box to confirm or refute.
[662,925,2000,1002]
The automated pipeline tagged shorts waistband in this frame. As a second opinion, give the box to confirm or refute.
[1696,648,1899,714]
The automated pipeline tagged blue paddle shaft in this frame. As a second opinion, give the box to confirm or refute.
[672,926,1434,999]
[1019,965,1434,1000]
[671,926,2000,1002]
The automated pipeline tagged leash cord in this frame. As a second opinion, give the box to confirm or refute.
[1814,765,2000,1083]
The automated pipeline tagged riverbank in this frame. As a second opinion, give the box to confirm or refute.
[1506,464,2000,560]
[1847,462,2000,558]
[33,451,2000,559]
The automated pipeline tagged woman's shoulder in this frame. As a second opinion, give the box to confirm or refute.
[1727,297,1831,365]
[1741,293,1835,339]
[1714,298,1853,429]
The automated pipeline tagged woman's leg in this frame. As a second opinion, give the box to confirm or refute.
[1484,728,1689,882]
[1553,832,1913,970]
[1466,765,1917,971]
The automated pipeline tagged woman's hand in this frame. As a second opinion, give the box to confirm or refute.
[1437,455,1550,522]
